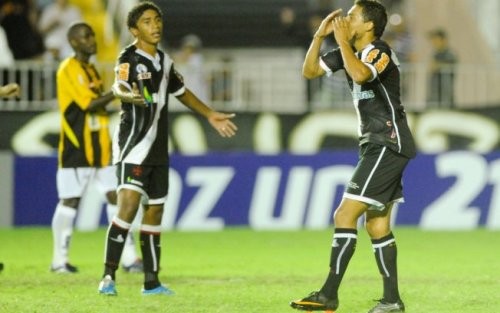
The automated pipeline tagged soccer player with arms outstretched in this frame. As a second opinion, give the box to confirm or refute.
[98,1,237,296]
[290,1,415,312]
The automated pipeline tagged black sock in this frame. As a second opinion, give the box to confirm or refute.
[141,231,161,290]
[103,223,129,280]
[372,232,400,303]
[320,228,357,299]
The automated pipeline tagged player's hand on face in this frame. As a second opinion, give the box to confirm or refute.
[208,112,238,138]
[332,16,352,45]
[314,9,343,38]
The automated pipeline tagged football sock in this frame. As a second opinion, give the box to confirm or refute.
[320,228,357,299]
[51,203,77,266]
[103,217,131,280]
[372,232,400,303]
[105,204,138,266]
[140,224,162,290]
[122,232,139,266]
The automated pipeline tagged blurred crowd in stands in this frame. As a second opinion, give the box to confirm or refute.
[0,0,464,110]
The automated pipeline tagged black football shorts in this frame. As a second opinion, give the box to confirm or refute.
[344,143,410,210]
[116,162,169,205]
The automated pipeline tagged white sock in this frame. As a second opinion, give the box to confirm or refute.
[105,203,138,266]
[51,203,77,267]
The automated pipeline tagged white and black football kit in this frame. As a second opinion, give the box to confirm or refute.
[320,40,416,210]
[112,45,185,203]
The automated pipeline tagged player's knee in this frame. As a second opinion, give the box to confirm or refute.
[143,205,164,224]
[365,221,391,239]
[333,207,357,228]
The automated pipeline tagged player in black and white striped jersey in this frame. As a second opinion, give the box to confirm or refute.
[98,1,237,296]
[291,1,415,312]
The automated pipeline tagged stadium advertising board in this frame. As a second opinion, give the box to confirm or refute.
[1,109,500,154]
[13,151,500,230]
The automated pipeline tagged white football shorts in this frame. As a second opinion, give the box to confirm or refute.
[56,166,117,199]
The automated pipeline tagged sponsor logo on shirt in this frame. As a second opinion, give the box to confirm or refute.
[117,63,130,81]
[347,181,359,189]
[351,90,375,101]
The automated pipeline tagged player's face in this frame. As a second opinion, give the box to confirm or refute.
[73,26,97,55]
[134,9,163,45]
[346,5,370,42]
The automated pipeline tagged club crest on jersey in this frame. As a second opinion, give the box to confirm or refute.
[136,63,151,80]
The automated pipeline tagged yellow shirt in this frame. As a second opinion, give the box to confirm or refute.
[57,57,111,167]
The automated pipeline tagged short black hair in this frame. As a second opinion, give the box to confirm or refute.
[354,0,388,38]
[67,22,91,41]
[127,1,163,29]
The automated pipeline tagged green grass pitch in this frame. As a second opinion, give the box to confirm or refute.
[1,227,499,312]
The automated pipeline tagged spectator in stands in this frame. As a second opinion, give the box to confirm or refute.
[171,34,209,110]
[427,28,457,108]
[0,0,45,60]
[38,0,82,61]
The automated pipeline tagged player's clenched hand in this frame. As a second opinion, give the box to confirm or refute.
[314,9,343,38]
[208,112,238,138]
[113,82,146,106]
[332,16,352,45]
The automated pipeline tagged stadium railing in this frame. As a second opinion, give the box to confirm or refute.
[1,51,499,112]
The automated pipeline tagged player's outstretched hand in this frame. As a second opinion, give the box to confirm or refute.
[208,112,238,138]
[0,83,20,98]
[113,82,146,106]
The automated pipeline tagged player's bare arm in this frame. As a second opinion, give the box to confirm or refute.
[333,15,373,84]
[302,9,342,79]
[87,91,116,112]
[0,83,20,98]
[112,82,146,106]
[177,88,237,138]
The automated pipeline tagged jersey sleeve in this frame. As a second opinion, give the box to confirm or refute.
[114,52,135,91]
[168,65,186,96]
[319,48,344,76]
[361,42,394,82]
[57,61,98,110]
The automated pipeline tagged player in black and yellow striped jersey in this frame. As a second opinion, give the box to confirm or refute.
[51,22,142,274]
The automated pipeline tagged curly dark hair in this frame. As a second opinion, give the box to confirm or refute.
[127,1,163,29]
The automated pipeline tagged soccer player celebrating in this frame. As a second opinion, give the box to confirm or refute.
[98,1,237,295]
[51,22,142,274]
[290,1,415,312]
